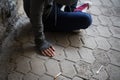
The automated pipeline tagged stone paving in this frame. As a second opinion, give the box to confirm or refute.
[1,0,120,80]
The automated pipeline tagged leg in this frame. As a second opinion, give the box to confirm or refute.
[56,11,92,31]
[45,6,92,32]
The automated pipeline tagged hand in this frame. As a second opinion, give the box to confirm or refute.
[35,39,56,57]
[41,46,56,57]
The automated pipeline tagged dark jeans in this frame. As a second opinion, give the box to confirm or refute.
[23,0,92,32]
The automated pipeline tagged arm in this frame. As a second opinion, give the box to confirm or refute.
[30,0,55,56]
[30,0,44,41]
[30,0,46,50]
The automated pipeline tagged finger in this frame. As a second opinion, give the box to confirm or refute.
[43,49,51,57]
[47,49,54,57]
[49,48,56,56]
[46,48,53,57]
[50,46,55,51]
[41,51,46,56]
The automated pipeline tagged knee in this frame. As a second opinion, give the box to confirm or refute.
[82,13,92,29]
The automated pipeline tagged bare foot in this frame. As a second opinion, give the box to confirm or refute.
[41,46,56,57]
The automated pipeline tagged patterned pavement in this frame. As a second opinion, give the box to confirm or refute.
[1,0,120,80]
